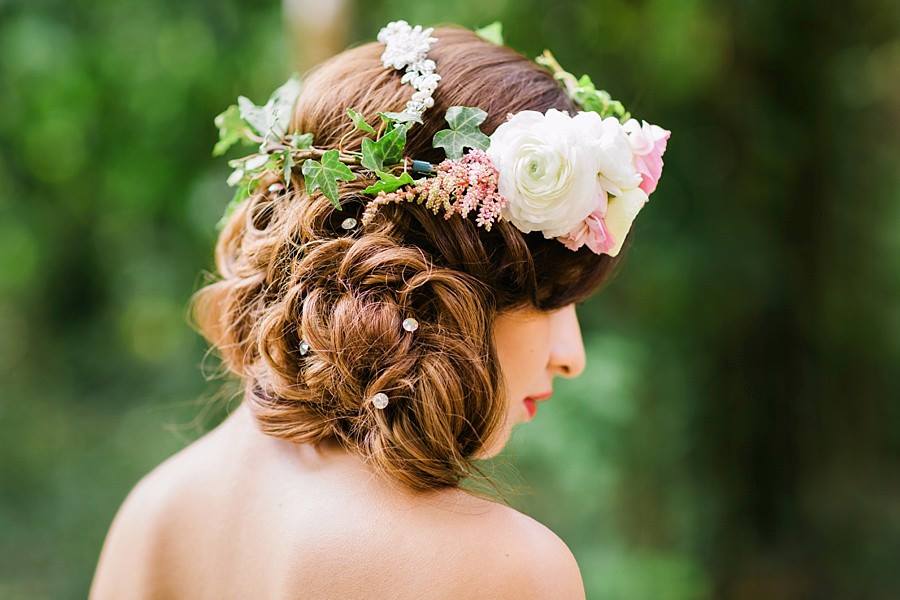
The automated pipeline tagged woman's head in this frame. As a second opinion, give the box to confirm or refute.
[192,26,621,492]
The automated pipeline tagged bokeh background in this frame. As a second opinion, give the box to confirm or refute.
[1,0,898,598]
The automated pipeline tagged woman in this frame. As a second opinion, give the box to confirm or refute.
[90,22,668,599]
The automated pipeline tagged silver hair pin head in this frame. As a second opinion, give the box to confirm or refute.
[370,392,390,409]
[299,340,311,356]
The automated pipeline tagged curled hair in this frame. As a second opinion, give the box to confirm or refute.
[191,26,622,491]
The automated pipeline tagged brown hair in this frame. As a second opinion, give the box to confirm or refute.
[191,26,622,492]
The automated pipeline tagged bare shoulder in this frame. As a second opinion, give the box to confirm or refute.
[452,497,587,600]
[274,486,587,600]
[89,461,173,598]
[89,427,219,599]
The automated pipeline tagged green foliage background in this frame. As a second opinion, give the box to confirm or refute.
[1,0,898,598]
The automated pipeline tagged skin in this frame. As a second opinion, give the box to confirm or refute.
[90,303,588,599]
[481,302,587,458]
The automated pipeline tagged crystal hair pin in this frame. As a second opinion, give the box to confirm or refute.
[370,392,390,409]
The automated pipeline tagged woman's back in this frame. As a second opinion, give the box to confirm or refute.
[89,402,585,599]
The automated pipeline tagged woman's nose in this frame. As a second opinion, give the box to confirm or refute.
[548,304,586,378]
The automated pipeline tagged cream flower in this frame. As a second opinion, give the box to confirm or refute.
[487,109,605,238]
[603,187,648,257]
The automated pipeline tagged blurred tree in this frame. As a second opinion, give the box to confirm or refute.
[0,0,897,598]
[283,0,351,70]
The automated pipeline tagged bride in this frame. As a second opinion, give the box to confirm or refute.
[90,21,668,599]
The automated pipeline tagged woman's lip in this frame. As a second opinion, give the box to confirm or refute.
[523,391,552,419]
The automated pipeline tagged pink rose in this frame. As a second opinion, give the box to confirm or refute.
[559,185,648,258]
[623,119,670,196]
[559,194,616,255]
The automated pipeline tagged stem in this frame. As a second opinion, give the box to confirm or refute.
[535,49,579,98]
[236,143,362,166]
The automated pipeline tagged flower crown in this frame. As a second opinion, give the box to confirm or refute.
[213,20,670,257]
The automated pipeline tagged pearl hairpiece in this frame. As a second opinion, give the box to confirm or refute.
[377,20,440,124]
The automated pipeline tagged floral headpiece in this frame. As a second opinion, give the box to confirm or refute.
[214,20,670,257]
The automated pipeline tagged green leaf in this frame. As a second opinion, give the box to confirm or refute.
[301,149,356,209]
[573,75,630,120]
[535,50,630,122]
[376,112,395,127]
[361,137,383,171]
[290,132,313,149]
[226,168,244,187]
[444,106,489,132]
[362,170,414,195]
[360,124,409,171]
[237,74,302,140]
[264,153,281,171]
[282,150,293,188]
[217,179,252,230]
[213,104,252,156]
[347,107,376,135]
[249,154,269,169]
[475,22,504,45]
[380,110,423,125]
[432,106,490,160]
[378,124,407,164]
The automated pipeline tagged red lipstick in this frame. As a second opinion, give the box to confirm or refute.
[523,391,552,419]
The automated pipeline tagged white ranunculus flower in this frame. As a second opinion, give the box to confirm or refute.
[487,109,605,238]
[575,114,642,196]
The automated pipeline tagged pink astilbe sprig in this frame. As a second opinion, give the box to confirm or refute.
[361,149,508,231]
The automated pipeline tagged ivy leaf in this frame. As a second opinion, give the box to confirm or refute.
[213,104,253,156]
[378,123,408,164]
[290,132,313,149]
[362,170,414,195]
[432,106,490,160]
[376,112,397,127]
[226,168,244,187]
[237,74,302,141]
[243,153,269,171]
[282,150,293,188]
[301,149,356,209]
[360,124,409,171]
[475,22,504,45]
[360,138,382,171]
[347,107,376,135]
[360,138,383,171]
[380,110,423,125]
[217,178,253,230]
